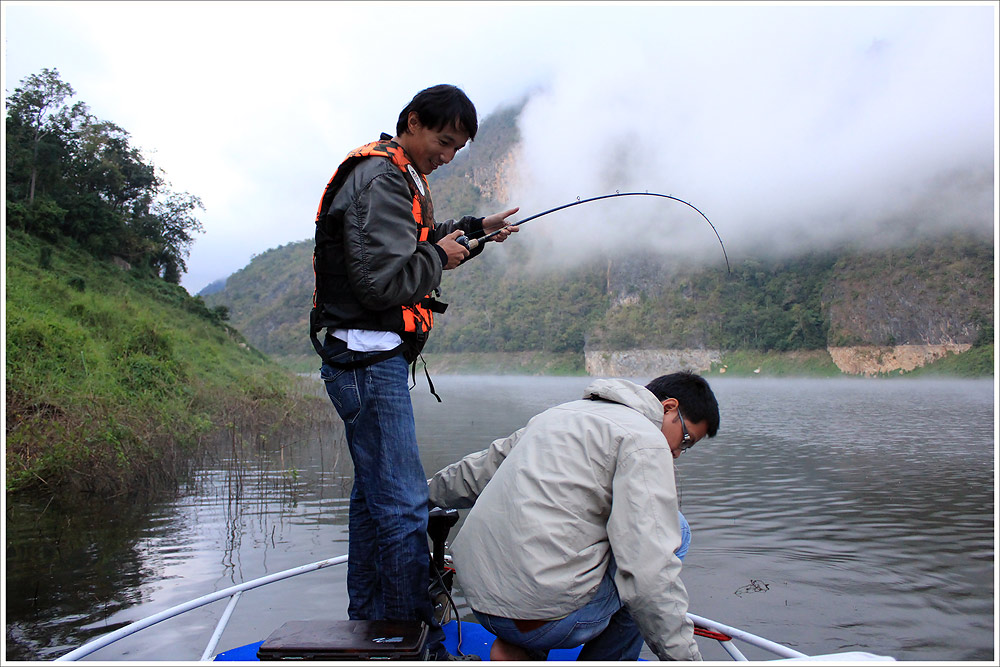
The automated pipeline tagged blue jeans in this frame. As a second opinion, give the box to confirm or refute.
[473,512,691,661]
[319,336,445,653]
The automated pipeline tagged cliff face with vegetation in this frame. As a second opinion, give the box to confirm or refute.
[203,230,992,377]
[202,103,993,377]
[818,235,992,375]
[825,236,992,347]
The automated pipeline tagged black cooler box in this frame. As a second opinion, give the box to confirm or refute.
[256,620,429,660]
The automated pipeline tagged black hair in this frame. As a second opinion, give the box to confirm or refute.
[645,371,720,438]
[396,84,478,139]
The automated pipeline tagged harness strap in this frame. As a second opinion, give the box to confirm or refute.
[309,325,407,370]
[309,325,442,401]
[409,354,442,403]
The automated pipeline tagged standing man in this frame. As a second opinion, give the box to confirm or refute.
[310,84,518,660]
[428,372,720,661]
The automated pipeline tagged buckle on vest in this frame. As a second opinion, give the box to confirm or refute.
[421,297,448,314]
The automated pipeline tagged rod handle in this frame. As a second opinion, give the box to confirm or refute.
[456,235,480,251]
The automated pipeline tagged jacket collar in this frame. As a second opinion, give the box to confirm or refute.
[582,378,663,427]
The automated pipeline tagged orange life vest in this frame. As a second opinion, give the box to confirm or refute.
[310,136,446,363]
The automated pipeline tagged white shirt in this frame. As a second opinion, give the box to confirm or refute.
[333,329,402,352]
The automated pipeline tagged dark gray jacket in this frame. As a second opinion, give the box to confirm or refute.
[327,155,483,315]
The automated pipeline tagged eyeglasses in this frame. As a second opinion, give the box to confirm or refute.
[677,410,695,451]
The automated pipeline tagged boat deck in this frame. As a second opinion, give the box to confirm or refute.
[213,619,584,661]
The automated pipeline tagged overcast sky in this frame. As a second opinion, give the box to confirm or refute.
[3,1,996,292]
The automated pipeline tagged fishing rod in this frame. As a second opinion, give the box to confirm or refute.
[458,191,731,273]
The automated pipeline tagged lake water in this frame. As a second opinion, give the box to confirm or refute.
[4,376,996,662]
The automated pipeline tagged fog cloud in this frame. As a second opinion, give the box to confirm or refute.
[3,2,994,290]
[507,5,995,269]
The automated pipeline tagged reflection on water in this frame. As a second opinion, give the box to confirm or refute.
[5,386,356,662]
[4,376,995,661]
[5,493,167,659]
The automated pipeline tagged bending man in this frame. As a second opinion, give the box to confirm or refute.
[428,372,720,661]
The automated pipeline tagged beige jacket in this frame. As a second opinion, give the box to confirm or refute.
[427,378,702,661]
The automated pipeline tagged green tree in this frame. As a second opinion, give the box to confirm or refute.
[5,68,205,282]
[5,67,88,206]
[142,192,206,282]
[73,119,158,213]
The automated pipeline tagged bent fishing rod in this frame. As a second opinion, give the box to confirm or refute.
[459,191,731,273]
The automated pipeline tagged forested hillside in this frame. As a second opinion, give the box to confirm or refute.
[5,70,311,496]
[202,98,993,376]
[204,231,993,371]
[209,241,315,359]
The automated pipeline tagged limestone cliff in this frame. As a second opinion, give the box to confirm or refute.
[585,349,722,377]
[828,344,973,376]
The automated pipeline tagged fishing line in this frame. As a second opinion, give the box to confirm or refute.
[462,191,731,273]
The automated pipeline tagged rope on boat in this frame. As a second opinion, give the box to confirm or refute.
[695,625,734,641]
[687,612,809,659]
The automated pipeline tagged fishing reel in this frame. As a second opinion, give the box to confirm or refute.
[455,235,479,251]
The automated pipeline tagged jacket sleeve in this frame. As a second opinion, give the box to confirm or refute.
[427,427,526,509]
[337,164,444,310]
[607,436,702,661]
[433,215,485,239]
[433,215,487,262]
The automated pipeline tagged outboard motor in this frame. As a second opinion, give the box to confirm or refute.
[427,507,460,572]
[427,507,460,624]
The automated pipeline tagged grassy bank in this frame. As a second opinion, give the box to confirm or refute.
[419,351,587,375]
[5,230,315,496]
[711,349,844,377]
[712,344,994,379]
[899,344,994,378]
